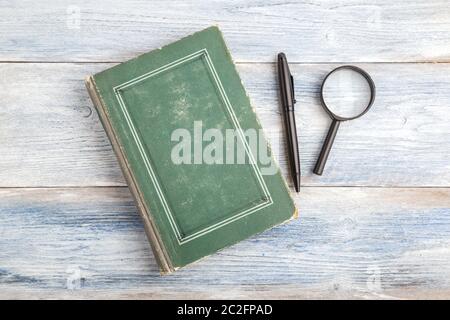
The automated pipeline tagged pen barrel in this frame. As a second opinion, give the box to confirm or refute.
[285,109,301,191]
[278,52,300,191]
[313,119,340,175]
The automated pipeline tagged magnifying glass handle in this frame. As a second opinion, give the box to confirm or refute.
[314,119,340,175]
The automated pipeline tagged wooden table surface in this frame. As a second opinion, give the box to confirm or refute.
[1,0,450,299]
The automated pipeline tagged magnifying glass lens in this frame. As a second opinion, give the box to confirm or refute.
[322,68,372,119]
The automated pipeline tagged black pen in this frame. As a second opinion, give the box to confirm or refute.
[277,53,301,192]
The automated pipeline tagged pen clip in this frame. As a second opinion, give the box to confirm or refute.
[290,75,296,104]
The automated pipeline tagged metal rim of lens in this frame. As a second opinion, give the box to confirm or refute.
[320,65,376,121]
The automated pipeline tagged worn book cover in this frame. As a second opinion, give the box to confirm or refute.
[85,26,297,274]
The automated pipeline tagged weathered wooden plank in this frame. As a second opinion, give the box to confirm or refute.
[244,63,450,187]
[1,63,449,187]
[0,187,449,299]
[1,0,450,63]
[0,63,123,186]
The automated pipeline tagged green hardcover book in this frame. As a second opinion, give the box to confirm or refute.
[85,26,297,274]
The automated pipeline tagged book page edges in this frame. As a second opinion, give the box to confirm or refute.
[85,76,174,275]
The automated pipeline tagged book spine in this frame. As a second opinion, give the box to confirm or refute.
[85,76,174,274]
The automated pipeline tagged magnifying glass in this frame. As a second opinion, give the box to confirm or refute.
[313,65,376,175]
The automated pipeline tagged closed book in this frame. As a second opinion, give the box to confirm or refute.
[85,26,297,274]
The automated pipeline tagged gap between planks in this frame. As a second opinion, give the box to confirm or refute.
[1,61,450,65]
[0,186,448,190]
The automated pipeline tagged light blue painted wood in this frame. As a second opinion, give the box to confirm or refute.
[0,187,449,299]
[0,1,450,63]
[1,0,450,299]
[0,63,449,187]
